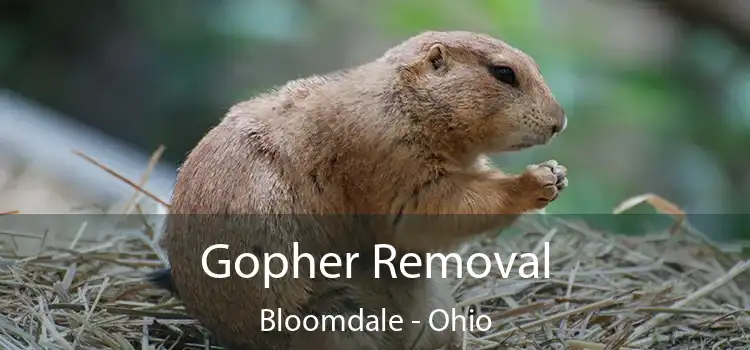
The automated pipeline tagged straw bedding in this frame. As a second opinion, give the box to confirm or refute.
[1,209,748,350]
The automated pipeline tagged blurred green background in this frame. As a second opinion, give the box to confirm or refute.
[0,0,748,240]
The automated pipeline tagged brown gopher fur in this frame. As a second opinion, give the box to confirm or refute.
[151,31,568,350]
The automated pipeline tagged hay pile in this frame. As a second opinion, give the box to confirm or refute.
[1,208,749,350]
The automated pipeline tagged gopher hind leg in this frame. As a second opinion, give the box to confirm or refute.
[287,280,404,350]
[286,275,459,350]
[391,277,460,350]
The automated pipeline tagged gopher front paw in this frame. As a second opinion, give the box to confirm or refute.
[518,160,567,209]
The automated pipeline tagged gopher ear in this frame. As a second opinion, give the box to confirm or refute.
[424,43,447,70]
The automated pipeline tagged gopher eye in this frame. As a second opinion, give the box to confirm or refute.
[489,66,517,87]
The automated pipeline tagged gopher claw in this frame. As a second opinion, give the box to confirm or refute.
[519,159,568,209]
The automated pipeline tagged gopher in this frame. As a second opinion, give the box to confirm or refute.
[150,30,568,350]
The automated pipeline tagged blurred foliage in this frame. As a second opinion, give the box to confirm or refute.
[0,0,748,241]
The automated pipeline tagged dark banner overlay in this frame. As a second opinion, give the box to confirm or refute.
[0,213,746,336]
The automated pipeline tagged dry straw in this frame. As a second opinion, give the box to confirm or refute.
[0,148,749,349]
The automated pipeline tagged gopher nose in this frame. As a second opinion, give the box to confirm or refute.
[553,115,567,134]
[550,103,567,134]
